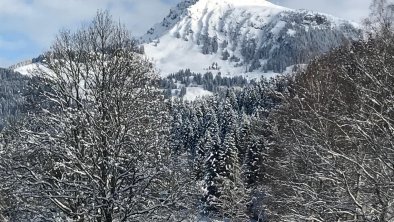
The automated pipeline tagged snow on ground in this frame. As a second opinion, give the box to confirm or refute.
[14,63,52,76]
[271,20,287,35]
[147,34,280,79]
[244,70,279,81]
[287,29,297,36]
[183,87,213,101]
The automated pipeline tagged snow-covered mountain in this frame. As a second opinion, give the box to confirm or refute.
[10,0,362,80]
[142,0,362,77]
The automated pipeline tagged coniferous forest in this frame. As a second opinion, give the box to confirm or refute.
[0,1,394,221]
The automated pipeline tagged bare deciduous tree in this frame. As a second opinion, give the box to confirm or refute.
[364,0,394,36]
[0,11,195,222]
[269,34,394,221]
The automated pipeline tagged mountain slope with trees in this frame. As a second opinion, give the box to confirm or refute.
[0,68,29,130]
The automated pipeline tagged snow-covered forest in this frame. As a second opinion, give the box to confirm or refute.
[0,0,394,221]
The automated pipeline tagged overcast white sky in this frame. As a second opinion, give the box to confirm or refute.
[0,0,372,67]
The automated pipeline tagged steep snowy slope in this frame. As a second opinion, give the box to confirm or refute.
[142,0,362,77]
[10,55,49,76]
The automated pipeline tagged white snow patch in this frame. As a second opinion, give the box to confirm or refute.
[183,87,213,101]
[245,70,279,81]
[287,29,296,36]
[14,63,52,76]
[271,20,287,35]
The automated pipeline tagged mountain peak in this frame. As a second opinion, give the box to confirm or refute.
[142,0,361,77]
[192,0,278,7]
[142,0,287,42]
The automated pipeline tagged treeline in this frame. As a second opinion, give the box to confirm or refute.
[159,69,250,97]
